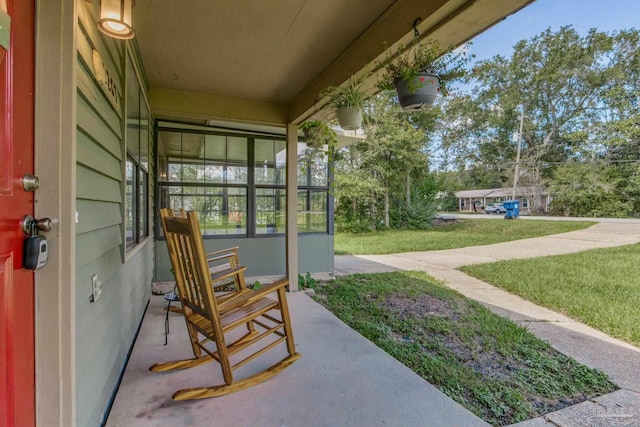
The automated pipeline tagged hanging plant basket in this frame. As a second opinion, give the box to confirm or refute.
[302,127,324,148]
[301,121,335,148]
[322,74,369,131]
[337,106,363,131]
[394,72,440,111]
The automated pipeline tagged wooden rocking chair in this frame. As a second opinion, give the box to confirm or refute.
[159,209,249,344]
[151,210,300,400]
[163,209,246,300]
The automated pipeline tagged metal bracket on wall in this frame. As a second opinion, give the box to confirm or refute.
[0,9,10,51]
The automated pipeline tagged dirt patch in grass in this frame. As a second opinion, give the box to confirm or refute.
[315,272,617,426]
[385,293,457,318]
[383,293,599,413]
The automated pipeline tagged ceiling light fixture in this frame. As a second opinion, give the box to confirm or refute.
[97,0,135,40]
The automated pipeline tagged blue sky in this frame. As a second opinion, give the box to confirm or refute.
[468,0,640,61]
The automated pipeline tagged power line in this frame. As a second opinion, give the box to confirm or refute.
[507,159,640,166]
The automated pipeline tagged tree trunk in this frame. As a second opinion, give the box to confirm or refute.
[369,190,378,230]
[406,174,411,207]
[384,190,389,228]
[532,167,544,213]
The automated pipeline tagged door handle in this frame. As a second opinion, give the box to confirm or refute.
[21,215,57,235]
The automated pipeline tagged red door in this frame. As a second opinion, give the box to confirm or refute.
[0,0,36,426]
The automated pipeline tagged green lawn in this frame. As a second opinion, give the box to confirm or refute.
[335,219,595,255]
[314,272,615,426]
[460,243,640,347]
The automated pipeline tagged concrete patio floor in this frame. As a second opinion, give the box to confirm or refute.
[108,218,640,426]
[106,292,488,427]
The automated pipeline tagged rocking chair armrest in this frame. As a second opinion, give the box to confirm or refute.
[206,249,239,264]
[210,266,246,284]
[206,247,238,263]
[205,246,239,259]
[218,279,289,311]
[207,253,233,262]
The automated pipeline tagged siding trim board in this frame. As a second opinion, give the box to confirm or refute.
[34,1,78,424]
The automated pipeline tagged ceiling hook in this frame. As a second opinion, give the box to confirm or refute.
[413,17,422,38]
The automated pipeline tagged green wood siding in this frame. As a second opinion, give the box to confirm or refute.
[74,2,155,426]
[77,62,122,134]
[76,164,121,203]
[77,95,122,159]
[77,131,121,180]
[75,245,153,427]
[76,225,122,269]
[77,3,122,81]
[76,200,122,235]
[75,249,122,309]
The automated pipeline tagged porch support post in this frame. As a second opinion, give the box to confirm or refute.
[285,123,299,291]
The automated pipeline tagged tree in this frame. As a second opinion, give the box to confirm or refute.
[361,93,433,227]
[333,145,384,231]
[548,164,632,217]
[437,94,514,189]
[333,92,442,230]
[440,26,640,214]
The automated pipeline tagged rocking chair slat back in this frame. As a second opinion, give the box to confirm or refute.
[163,212,215,319]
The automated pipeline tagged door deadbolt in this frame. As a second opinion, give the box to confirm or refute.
[22,174,40,192]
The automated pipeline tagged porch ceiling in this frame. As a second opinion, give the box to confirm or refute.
[134,0,534,126]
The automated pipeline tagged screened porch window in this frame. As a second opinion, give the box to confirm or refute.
[255,138,287,234]
[297,145,328,232]
[158,132,249,236]
[157,126,331,238]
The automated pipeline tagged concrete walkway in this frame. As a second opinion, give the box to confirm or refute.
[335,219,640,426]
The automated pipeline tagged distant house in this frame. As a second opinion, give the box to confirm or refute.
[455,188,552,214]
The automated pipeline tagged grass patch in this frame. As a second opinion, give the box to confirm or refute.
[334,219,595,255]
[460,243,640,347]
[313,272,616,426]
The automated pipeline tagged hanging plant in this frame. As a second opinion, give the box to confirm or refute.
[322,75,369,130]
[299,120,338,193]
[300,120,336,149]
[377,38,473,110]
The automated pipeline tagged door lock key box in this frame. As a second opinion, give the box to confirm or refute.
[22,216,49,270]
[24,236,48,270]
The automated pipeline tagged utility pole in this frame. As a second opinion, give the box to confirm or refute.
[512,110,524,200]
